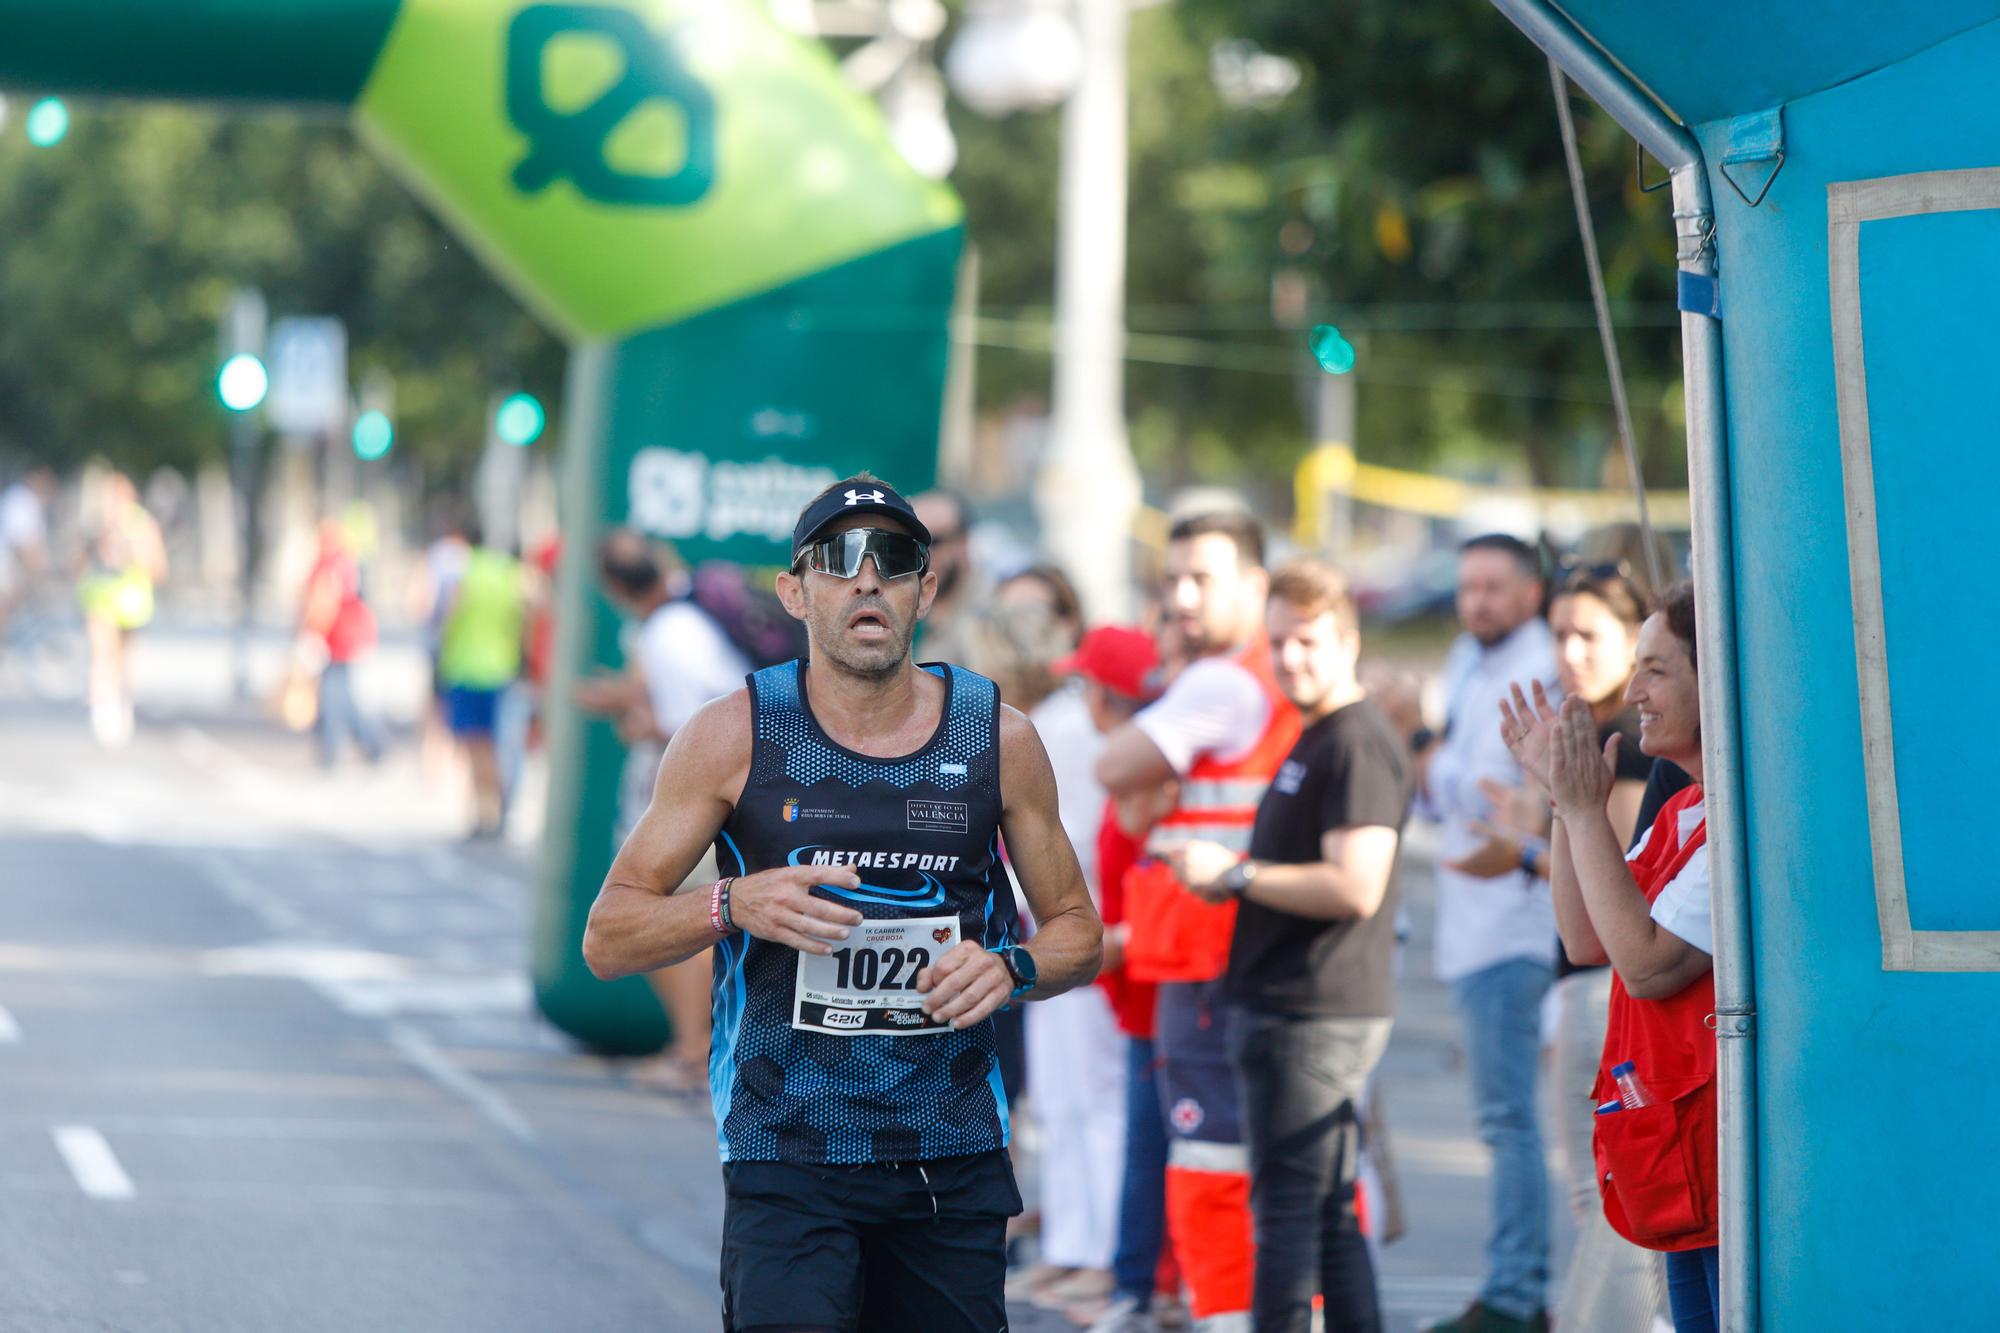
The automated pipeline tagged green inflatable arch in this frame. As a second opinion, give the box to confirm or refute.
[0,0,962,1051]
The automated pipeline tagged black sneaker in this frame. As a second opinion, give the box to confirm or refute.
[1423,1302,1548,1333]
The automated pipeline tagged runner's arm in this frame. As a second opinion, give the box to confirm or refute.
[917,706,1103,1028]
[582,691,864,979]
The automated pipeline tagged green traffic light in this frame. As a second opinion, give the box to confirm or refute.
[25,97,69,148]
[495,392,545,446]
[352,409,394,460]
[217,353,269,412]
[1309,324,1356,375]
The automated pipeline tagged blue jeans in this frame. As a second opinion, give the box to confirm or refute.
[1451,958,1553,1320]
[1111,1036,1169,1305]
[1665,1245,1720,1333]
[317,661,383,766]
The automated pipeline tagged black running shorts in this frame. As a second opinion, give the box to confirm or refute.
[720,1149,1022,1333]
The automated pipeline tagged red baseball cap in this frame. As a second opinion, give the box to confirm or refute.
[1053,626,1159,701]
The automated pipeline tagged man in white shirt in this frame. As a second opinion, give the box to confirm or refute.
[582,529,752,1093]
[1093,511,1295,1332]
[1417,534,1560,1333]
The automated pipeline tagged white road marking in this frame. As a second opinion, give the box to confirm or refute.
[317,972,532,1020]
[52,1125,136,1200]
[0,1003,19,1044]
[387,1022,536,1143]
[196,852,311,935]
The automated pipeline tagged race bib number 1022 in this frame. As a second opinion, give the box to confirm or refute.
[792,915,960,1036]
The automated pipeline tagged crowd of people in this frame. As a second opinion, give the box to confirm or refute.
[0,457,1723,1332]
[570,476,1722,1333]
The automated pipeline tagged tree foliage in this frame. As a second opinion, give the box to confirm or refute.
[0,105,564,484]
[952,0,1687,494]
[0,4,1686,502]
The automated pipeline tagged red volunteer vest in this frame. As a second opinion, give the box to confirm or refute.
[1125,641,1301,983]
[1593,784,1719,1252]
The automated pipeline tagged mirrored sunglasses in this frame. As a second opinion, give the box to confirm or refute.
[797,528,930,580]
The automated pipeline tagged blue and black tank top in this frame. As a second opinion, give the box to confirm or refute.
[709,659,1017,1165]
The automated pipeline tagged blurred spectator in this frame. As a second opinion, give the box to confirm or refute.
[409,503,474,781]
[967,603,1126,1312]
[1415,534,1559,1333]
[579,529,750,1094]
[999,563,1084,644]
[435,518,526,840]
[1545,563,1673,1331]
[298,518,385,768]
[1460,559,1681,1332]
[76,471,166,748]
[0,465,56,640]
[1171,559,1413,1333]
[522,533,563,750]
[1048,626,1183,1331]
[912,489,985,664]
[1094,512,1299,1333]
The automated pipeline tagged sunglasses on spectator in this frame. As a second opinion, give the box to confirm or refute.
[795,528,931,580]
[1557,556,1650,606]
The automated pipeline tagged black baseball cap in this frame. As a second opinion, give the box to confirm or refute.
[792,477,932,563]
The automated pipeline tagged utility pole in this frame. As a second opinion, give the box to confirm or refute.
[219,287,267,700]
[1034,0,1140,621]
[1312,367,1356,561]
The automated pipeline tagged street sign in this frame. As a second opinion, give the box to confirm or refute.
[265,317,348,435]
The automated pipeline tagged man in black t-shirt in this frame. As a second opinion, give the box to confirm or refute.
[1169,559,1414,1333]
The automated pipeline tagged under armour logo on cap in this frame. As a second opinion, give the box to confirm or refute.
[793,476,933,563]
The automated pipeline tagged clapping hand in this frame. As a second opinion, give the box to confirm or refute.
[1497,680,1562,789]
[1548,694,1619,818]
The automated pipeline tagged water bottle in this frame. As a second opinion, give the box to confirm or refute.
[1611,1060,1655,1109]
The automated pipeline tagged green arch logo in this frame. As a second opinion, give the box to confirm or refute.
[505,3,716,207]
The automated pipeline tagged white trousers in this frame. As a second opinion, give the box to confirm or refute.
[1025,983,1128,1268]
[1553,967,1670,1331]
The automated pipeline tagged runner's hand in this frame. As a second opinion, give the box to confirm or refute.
[727,866,864,955]
[916,942,1015,1029]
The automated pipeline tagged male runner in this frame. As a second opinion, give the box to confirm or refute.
[583,474,1103,1333]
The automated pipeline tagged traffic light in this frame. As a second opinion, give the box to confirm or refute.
[1309,324,1356,375]
[217,353,269,412]
[24,97,68,148]
[352,409,394,460]
[494,392,545,446]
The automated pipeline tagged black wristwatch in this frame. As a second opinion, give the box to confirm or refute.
[1222,859,1260,897]
[993,945,1038,1001]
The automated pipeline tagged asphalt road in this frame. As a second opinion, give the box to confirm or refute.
[0,616,1570,1333]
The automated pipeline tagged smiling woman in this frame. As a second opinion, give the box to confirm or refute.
[1505,582,1722,1333]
